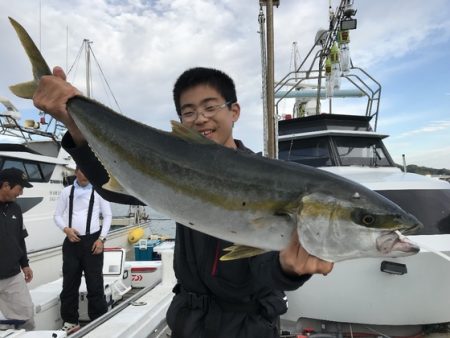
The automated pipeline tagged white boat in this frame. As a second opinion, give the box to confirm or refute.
[0,97,153,289]
[278,115,450,329]
[261,0,450,335]
[0,240,176,338]
[0,95,76,253]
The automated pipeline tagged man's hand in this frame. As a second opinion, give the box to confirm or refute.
[91,240,104,255]
[279,231,334,276]
[22,266,33,283]
[64,227,81,242]
[33,66,86,146]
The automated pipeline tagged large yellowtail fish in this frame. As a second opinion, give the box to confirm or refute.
[8,17,422,262]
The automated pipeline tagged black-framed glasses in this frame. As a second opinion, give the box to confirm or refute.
[180,101,232,122]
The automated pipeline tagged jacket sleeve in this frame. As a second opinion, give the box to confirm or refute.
[250,251,311,291]
[62,132,145,205]
[18,210,29,268]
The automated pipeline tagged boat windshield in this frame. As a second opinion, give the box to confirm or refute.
[279,137,332,167]
[278,135,393,168]
[334,136,391,167]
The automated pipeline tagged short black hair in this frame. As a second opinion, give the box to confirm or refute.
[173,67,237,116]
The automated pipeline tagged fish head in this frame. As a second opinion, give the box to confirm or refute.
[297,190,422,262]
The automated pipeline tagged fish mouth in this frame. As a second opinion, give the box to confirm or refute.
[401,222,423,235]
[397,212,423,235]
[376,231,420,255]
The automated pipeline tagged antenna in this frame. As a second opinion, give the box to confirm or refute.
[39,0,42,50]
[66,25,69,73]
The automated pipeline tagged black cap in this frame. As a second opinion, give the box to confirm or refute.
[0,168,33,188]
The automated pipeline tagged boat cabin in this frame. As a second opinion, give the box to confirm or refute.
[278,114,394,168]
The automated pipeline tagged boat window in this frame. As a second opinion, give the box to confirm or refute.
[40,163,56,181]
[1,159,28,175]
[334,137,391,166]
[279,137,332,167]
[24,162,42,181]
[0,158,55,182]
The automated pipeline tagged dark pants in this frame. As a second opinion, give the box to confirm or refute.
[167,287,282,338]
[60,231,107,323]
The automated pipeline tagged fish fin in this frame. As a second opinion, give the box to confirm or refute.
[220,245,266,261]
[9,81,38,99]
[102,175,129,194]
[250,212,294,230]
[170,120,215,144]
[8,17,51,99]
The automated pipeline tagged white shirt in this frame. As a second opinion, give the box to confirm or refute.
[54,180,112,237]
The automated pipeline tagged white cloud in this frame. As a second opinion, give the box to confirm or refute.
[396,120,450,138]
[1,0,449,167]
[390,146,450,169]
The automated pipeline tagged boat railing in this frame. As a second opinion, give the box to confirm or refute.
[343,66,382,129]
[0,113,56,142]
[272,0,382,131]
[274,0,348,91]
[274,42,323,93]
[0,112,66,145]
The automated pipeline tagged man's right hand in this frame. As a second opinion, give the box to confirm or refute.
[33,66,86,146]
[64,227,81,242]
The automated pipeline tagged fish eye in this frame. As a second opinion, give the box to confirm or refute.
[361,214,375,226]
[351,208,377,227]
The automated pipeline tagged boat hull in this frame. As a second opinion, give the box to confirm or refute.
[284,234,450,325]
[283,166,450,325]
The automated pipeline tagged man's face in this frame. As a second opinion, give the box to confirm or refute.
[179,84,240,148]
[2,183,24,202]
[75,169,90,187]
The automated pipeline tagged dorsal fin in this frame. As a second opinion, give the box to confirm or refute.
[170,120,215,144]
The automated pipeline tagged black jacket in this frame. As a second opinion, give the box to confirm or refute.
[0,201,29,279]
[62,133,311,338]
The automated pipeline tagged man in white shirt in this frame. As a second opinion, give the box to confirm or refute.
[54,167,112,334]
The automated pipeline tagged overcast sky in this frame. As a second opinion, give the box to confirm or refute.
[1,0,449,168]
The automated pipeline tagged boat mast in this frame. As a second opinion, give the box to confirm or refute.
[258,7,268,157]
[84,39,93,98]
[259,0,279,159]
[67,38,123,113]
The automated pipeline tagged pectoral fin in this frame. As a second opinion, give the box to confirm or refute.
[102,175,129,194]
[220,245,267,261]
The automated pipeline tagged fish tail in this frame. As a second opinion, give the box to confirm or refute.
[8,17,52,99]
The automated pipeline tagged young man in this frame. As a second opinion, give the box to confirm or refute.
[33,66,333,338]
[0,168,35,331]
[54,167,112,334]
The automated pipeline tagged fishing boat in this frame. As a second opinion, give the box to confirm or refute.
[0,238,175,337]
[0,96,152,287]
[0,95,75,254]
[257,0,450,336]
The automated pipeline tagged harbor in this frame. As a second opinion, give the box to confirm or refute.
[1,0,450,337]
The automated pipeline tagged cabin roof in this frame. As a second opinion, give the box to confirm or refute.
[278,113,375,136]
